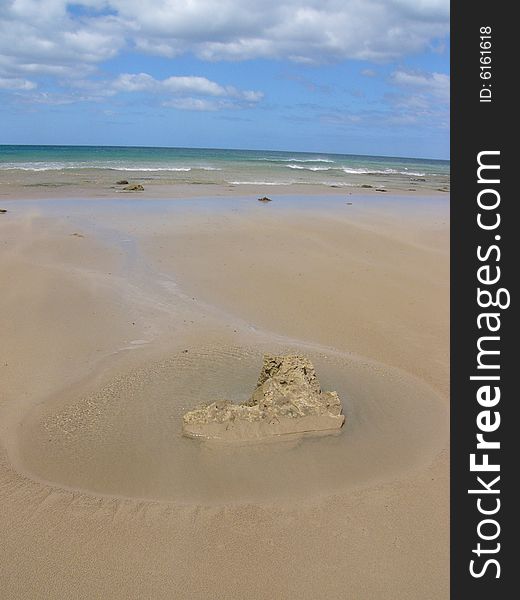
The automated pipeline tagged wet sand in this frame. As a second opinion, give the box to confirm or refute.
[0,194,449,599]
[0,179,449,200]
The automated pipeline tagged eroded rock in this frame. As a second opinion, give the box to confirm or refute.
[182,354,345,441]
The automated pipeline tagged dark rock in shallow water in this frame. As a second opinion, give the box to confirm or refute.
[375,188,388,192]
[0,209,7,214]
[116,180,129,185]
[361,184,373,188]
[258,196,272,202]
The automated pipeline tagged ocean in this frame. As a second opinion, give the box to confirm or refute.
[0,145,450,192]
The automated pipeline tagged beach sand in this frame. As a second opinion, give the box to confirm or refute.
[0,179,448,200]
[0,192,449,599]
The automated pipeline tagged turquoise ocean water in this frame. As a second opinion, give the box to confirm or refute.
[0,145,450,191]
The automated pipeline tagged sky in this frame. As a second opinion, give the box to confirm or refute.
[0,0,450,159]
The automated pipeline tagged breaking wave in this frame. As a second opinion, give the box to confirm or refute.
[255,158,336,163]
[342,167,426,176]
[227,181,295,186]
[0,163,222,172]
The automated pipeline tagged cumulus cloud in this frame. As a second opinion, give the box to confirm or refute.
[0,76,37,90]
[0,1,122,79]
[163,98,234,111]
[0,0,449,80]
[391,69,449,101]
[118,0,449,63]
[110,72,263,109]
[112,73,158,93]
[0,0,448,117]
[113,73,262,100]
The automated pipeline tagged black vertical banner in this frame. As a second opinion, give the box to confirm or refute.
[451,2,515,598]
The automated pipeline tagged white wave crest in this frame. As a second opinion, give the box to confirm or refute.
[342,167,426,176]
[0,163,222,172]
[255,158,335,163]
[227,181,294,186]
[286,164,332,171]
[115,167,192,172]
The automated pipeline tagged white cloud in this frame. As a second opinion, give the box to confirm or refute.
[14,89,114,105]
[391,69,449,100]
[145,0,448,63]
[112,73,157,92]
[112,74,234,96]
[1,65,263,108]
[0,0,449,81]
[164,76,228,97]
[390,0,449,20]
[0,0,448,118]
[0,76,37,90]
[380,68,449,130]
[163,98,231,111]
[111,72,263,108]
[0,2,122,73]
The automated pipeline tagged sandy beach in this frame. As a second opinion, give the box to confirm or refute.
[0,191,449,598]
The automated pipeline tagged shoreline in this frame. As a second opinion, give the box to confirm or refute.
[0,181,449,201]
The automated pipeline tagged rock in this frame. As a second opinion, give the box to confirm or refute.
[258,196,272,202]
[123,184,144,191]
[0,209,7,214]
[375,188,388,192]
[116,180,129,185]
[360,184,373,188]
[411,177,426,182]
[182,354,345,441]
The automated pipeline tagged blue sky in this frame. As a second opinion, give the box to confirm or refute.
[0,1,449,159]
